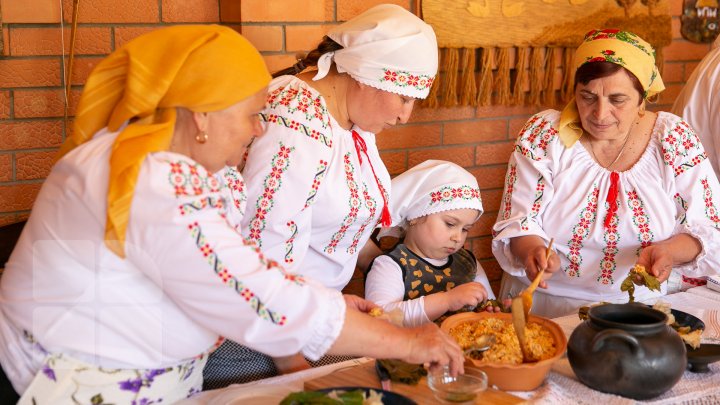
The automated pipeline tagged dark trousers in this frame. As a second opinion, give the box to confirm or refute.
[0,363,19,404]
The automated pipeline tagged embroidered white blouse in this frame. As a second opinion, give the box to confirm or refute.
[492,110,720,303]
[0,128,345,393]
[241,75,391,291]
[365,255,495,327]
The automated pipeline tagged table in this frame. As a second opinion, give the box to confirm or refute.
[180,287,720,404]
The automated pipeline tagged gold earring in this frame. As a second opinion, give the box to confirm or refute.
[638,104,646,117]
[195,131,208,144]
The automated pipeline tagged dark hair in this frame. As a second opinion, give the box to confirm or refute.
[272,36,344,78]
[575,61,645,105]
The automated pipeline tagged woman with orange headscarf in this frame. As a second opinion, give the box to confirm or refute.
[0,25,463,403]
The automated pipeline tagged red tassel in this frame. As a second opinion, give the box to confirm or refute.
[604,171,620,229]
[352,130,391,227]
[379,205,390,227]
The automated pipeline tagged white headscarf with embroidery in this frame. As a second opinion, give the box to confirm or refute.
[312,4,438,99]
[390,160,483,229]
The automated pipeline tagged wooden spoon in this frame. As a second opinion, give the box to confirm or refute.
[511,296,531,362]
[520,238,554,319]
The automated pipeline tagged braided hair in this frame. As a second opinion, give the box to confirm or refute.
[272,36,344,78]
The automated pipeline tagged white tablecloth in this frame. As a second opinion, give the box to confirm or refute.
[180,287,720,404]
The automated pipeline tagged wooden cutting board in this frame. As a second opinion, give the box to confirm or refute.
[304,360,524,404]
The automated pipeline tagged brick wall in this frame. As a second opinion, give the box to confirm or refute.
[0,0,713,295]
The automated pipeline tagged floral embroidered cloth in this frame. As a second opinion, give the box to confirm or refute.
[0,127,345,396]
[241,75,391,290]
[492,110,720,309]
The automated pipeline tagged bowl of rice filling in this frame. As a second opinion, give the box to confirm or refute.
[441,312,567,391]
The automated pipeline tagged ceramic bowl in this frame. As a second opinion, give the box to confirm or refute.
[440,311,567,391]
[427,366,488,404]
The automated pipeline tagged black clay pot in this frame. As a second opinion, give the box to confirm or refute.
[567,303,687,400]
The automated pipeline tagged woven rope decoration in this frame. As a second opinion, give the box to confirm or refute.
[421,0,671,107]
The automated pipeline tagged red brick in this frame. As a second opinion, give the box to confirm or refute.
[670,17,681,40]
[471,166,507,189]
[476,104,537,118]
[377,123,441,150]
[471,236,494,260]
[263,54,299,76]
[475,142,514,165]
[14,90,63,119]
[16,151,56,180]
[661,62,684,84]
[62,0,159,23]
[9,27,112,56]
[0,183,43,212]
[480,188,503,212]
[2,27,8,57]
[683,62,701,81]
[0,91,9,119]
[379,151,407,175]
[0,121,64,151]
[69,57,103,86]
[1,0,61,23]
[113,27,160,49]
[219,0,242,22]
[0,154,12,182]
[408,146,475,168]
[409,105,475,123]
[162,0,219,23]
[657,83,684,105]
[444,120,507,144]
[0,59,61,88]
[509,116,534,139]
[286,25,334,52]
[338,0,411,21]
[241,0,333,22]
[664,40,712,62]
[479,259,503,291]
[240,26,284,52]
[668,0,684,15]
[470,210,496,237]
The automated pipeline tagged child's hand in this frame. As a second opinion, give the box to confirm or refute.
[444,282,489,312]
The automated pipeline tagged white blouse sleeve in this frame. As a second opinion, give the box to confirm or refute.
[129,155,345,361]
[364,255,431,328]
[240,78,334,270]
[492,111,558,276]
[665,117,720,277]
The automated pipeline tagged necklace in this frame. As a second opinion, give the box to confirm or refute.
[587,122,634,170]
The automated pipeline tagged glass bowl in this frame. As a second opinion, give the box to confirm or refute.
[427,366,488,404]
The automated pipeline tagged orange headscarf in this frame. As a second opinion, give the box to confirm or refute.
[58,25,271,257]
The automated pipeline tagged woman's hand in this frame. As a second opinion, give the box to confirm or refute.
[273,354,311,375]
[402,323,465,376]
[636,234,702,283]
[343,294,378,313]
[510,235,560,289]
[443,282,489,312]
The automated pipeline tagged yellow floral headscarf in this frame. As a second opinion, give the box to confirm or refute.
[558,29,665,147]
[58,25,271,257]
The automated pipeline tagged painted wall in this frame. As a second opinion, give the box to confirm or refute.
[0,0,713,294]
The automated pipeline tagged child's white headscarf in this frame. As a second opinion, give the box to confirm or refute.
[312,4,438,99]
[390,160,483,229]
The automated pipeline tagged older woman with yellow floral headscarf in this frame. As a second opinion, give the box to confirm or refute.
[492,29,720,318]
[0,25,463,403]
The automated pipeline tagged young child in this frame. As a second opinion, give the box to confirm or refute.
[365,160,496,328]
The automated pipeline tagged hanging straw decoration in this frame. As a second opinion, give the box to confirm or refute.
[420,0,672,108]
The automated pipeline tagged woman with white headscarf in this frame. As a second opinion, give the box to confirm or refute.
[0,25,463,403]
[204,4,440,387]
